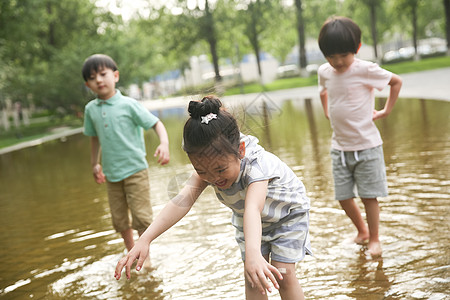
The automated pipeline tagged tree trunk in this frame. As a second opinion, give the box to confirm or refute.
[253,36,262,80]
[369,3,379,62]
[209,38,221,82]
[412,4,420,61]
[295,0,307,73]
[444,0,450,55]
[47,1,55,47]
[1,109,10,131]
[250,7,262,80]
[205,0,222,82]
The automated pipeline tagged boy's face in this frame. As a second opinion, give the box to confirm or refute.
[85,67,119,100]
[326,52,355,73]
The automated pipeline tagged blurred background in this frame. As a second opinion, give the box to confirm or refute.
[0,0,448,128]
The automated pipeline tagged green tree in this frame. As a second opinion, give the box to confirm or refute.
[202,0,222,82]
[365,0,382,61]
[295,0,308,70]
[445,0,450,55]
[343,0,389,62]
[396,0,421,60]
[265,3,296,65]
[238,0,277,81]
[0,0,119,114]
[387,0,445,59]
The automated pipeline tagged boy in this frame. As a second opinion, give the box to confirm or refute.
[317,17,402,256]
[82,54,170,257]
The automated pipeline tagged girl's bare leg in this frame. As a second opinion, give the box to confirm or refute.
[245,254,269,300]
[271,261,304,300]
[245,276,269,300]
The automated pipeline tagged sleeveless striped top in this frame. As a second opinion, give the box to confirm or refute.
[213,134,310,232]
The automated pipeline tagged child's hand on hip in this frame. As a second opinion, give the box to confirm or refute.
[373,109,390,121]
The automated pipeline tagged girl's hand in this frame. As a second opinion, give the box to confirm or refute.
[154,143,170,165]
[93,164,106,184]
[244,254,282,295]
[114,240,149,280]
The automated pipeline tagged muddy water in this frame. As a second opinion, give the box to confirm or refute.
[0,98,448,299]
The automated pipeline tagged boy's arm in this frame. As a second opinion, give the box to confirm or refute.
[90,136,105,184]
[243,180,282,295]
[373,74,402,121]
[114,172,207,280]
[152,120,170,165]
[319,88,329,119]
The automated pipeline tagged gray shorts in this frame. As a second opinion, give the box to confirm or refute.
[235,210,312,263]
[331,145,388,201]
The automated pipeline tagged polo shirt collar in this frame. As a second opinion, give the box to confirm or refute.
[96,89,121,105]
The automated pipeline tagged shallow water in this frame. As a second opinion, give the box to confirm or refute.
[0,97,449,299]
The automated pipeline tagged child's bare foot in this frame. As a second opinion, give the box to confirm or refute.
[354,233,369,245]
[367,241,382,257]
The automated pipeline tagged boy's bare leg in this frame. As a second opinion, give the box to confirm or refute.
[339,198,370,244]
[121,228,135,251]
[271,261,304,300]
[361,198,382,256]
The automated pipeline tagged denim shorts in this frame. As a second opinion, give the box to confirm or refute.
[106,168,153,234]
[331,145,388,201]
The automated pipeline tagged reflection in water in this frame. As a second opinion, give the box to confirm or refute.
[348,256,391,299]
[0,98,449,299]
[304,98,322,170]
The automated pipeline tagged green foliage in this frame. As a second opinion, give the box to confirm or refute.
[0,0,447,119]
[265,2,297,64]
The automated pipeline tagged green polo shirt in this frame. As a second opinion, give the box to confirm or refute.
[83,90,159,182]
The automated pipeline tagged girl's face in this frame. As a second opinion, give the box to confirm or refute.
[189,149,243,190]
[85,67,119,100]
[326,52,355,73]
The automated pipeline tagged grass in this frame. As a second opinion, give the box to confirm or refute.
[0,117,83,149]
[382,55,450,74]
[1,55,449,150]
[224,75,318,95]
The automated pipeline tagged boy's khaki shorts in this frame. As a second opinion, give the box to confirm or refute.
[106,168,153,234]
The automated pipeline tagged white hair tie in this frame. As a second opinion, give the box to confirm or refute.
[201,113,217,124]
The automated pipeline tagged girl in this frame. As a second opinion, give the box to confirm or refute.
[114,96,312,299]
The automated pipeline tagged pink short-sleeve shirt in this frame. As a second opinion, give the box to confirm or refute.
[318,58,392,151]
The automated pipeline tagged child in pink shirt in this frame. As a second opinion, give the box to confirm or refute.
[317,16,402,256]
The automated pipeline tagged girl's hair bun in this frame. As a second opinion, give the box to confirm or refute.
[188,95,222,119]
